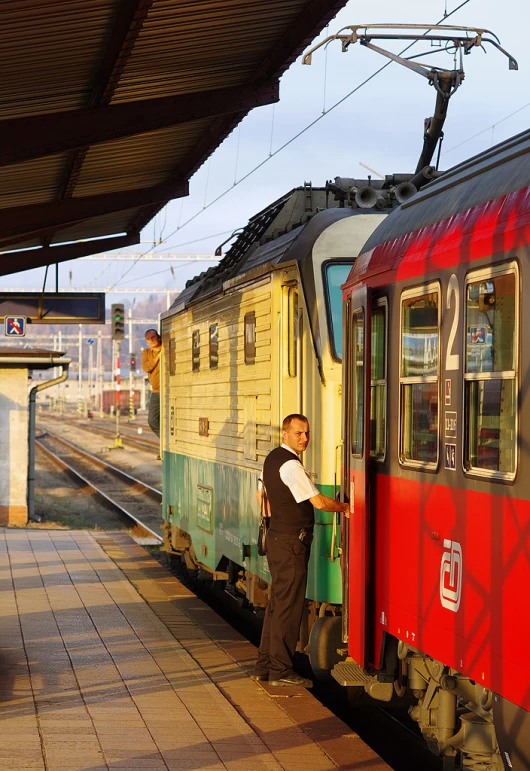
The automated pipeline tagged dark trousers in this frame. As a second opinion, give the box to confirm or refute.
[255,529,312,679]
[148,392,160,438]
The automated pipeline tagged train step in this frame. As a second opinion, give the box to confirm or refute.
[331,659,372,686]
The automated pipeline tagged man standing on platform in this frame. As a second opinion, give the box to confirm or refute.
[252,414,349,688]
[142,329,162,444]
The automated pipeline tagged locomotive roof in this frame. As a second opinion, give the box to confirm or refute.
[361,127,530,253]
[163,180,400,316]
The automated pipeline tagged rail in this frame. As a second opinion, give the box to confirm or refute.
[36,430,163,542]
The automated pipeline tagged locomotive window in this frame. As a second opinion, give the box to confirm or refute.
[400,286,440,468]
[282,285,298,377]
[370,301,387,460]
[324,262,353,360]
[209,324,218,370]
[169,337,176,376]
[464,266,518,479]
[244,312,256,365]
[192,329,200,372]
[351,310,365,456]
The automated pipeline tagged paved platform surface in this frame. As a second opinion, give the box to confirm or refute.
[0,529,390,771]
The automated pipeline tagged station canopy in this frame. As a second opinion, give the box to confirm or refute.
[0,0,347,278]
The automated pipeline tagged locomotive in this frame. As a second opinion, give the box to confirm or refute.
[159,179,409,657]
[336,129,530,770]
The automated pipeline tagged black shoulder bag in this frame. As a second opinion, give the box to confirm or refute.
[257,483,270,557]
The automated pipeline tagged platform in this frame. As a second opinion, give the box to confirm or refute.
[0,529,389,771]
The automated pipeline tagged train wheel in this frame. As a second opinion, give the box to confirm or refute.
[308,615,343,681]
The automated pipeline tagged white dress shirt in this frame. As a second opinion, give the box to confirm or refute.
[275,444,319,503]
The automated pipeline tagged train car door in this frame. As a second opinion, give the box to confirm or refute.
[280,279,301,423]
[345,286,371,667]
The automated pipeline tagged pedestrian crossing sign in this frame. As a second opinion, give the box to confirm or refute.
[4,316,26,337]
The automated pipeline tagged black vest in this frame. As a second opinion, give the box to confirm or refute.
[263,446,315,534]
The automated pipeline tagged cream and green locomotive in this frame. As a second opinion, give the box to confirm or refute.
[160,183,387,656]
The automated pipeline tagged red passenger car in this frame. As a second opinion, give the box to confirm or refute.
[337,130,530,771]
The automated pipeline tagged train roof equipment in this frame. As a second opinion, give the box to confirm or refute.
[167,174,429,313]
[356,126,530,269]
[303,24,518,172]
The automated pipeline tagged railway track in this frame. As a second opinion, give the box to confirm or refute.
[36,430,163,542]
[41,414,159,453]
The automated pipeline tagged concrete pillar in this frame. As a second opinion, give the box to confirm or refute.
[0,368,29,525]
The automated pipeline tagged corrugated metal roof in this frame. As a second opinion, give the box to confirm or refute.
[0,0,348,275]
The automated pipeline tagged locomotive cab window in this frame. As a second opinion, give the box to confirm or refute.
[370,299,387,460]
[324,261,354,360]
[399,285,440,468]
[464,264,518,479]
[282,285,298,377]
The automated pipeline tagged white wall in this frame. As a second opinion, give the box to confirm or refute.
[0,368,28,524]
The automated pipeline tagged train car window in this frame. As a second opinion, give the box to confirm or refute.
[370,301,387,459]
[324,262,354,361]
[400,286,440,468]
[209,324,218,370]
[192,329,200,372]
[244,312,256,365]
[351,310,365,456]
[464,265,518,479]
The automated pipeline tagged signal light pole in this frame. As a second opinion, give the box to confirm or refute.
[111,303,125,448]
[78,324,83,415]
[128,307,135,422]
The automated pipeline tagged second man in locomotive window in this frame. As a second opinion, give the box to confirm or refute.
[142,328,162,450]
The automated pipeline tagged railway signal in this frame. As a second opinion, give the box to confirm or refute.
[111,303,125,340]
[130,353,136,371]
[110,303,125,446]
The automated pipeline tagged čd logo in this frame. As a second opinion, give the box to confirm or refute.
[440,539,462,612]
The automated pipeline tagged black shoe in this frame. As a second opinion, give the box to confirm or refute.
[250,673,269,682]
[268,673,313,688]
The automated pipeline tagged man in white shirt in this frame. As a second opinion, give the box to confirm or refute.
[252,414,349,688]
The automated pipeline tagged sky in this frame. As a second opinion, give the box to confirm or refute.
[3,0,528,303]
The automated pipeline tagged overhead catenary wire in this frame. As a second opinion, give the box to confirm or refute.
[322,23,329,115]
[164,229,233,249]
[442,100,530,156]
[109,262,190,288]
[106,0,471,292]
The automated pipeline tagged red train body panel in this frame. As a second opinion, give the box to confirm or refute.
[370,476,530,710]
[340,132,530,769]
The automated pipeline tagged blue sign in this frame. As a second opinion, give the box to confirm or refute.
[470,326,486,344]
[87,338,94,345]
[4,316,26,337]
